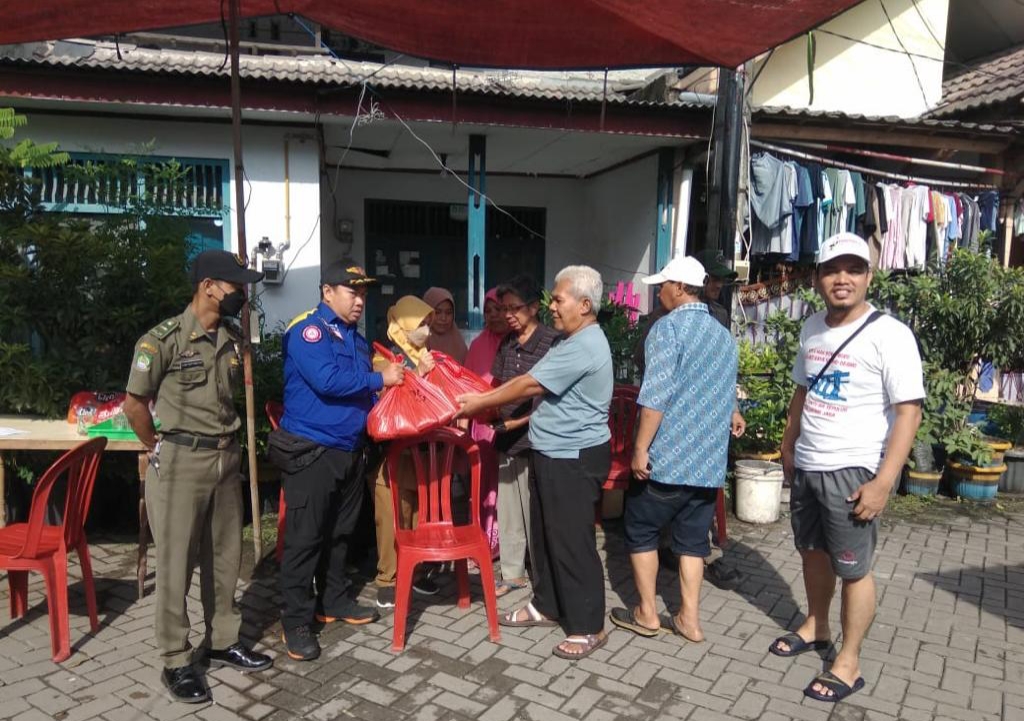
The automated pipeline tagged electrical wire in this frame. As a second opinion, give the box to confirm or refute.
[909,0,945,52]
[815,29,1012,82]
[878,0,930,109]
[378,99,655,280]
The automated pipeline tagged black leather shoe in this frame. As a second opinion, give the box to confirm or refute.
[161,665,209,704]
[206,643,273,672]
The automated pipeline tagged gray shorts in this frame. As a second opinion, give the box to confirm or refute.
[790,467,877,580]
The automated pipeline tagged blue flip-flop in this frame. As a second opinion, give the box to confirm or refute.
[769,632,832,657]
[803,671,865,703]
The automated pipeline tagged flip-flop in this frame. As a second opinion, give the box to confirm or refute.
[495,579,529,598]
[803,670,865,703]
[552,633,608,660]
[667,614,704,643]
[769,632,832,657]
[609,607,660,638]
[499,602,558,628]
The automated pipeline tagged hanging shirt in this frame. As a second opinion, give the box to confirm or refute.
[749,153,796,255]
[978,191,999,233]
[904,185,930,269]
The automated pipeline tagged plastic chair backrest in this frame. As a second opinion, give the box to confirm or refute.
[18,437,106,560]
[386,427,481,530]
[608,387,640,456]
[265,401,283,431]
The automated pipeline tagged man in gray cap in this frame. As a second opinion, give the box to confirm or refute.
[124,250,272,704]
[694,248,738,329]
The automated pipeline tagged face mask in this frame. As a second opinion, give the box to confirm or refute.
[405,325,430,348]
[218,289,246,317]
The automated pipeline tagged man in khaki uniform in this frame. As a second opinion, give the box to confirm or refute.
[124,251,271,704]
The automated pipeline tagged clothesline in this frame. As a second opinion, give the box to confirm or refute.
[750,140,999,191]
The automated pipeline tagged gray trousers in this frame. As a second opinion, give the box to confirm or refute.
[497,452,531,580]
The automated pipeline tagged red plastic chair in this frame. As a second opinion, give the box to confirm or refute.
[264,401,286,562]
[0,437,107,662]
[385,428,500,652]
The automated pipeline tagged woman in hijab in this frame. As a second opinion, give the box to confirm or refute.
[423,286,468,364]
[464,288,510,558]
[369,295,439,608]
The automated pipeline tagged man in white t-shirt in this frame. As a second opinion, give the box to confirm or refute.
[773,232,923,703]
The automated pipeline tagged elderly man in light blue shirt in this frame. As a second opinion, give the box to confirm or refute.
[457,265,613,662]
[609,255,738,643]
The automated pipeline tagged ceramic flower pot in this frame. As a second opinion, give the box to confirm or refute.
[947,460,1006,502]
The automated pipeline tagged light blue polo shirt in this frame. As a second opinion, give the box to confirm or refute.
[528,323,613,459]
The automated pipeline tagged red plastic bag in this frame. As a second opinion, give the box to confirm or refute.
[67,391,126,425]
[425,351,498,420]
[367,343,458,441]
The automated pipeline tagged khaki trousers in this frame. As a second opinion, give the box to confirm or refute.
[145,441,242,669]
[369,452,418,587]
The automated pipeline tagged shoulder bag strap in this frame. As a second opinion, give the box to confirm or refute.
[807,310,883,391]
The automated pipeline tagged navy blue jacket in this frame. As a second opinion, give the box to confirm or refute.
[280,302,383,450]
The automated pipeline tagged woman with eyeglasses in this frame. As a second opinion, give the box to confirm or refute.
[486,275,561,598]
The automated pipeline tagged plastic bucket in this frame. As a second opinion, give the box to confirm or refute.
[734,460,784,524]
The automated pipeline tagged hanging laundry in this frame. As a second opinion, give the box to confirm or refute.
[978,191,1000,233]
[748,153,796,256]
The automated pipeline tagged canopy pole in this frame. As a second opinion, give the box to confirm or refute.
[229,0,263,560]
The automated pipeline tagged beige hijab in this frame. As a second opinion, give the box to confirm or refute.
[386,295,435,365]
[423,286,468,363]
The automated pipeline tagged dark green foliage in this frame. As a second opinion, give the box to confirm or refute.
[869,249,1024,466]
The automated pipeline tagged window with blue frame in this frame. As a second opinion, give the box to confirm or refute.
[21,153,231,258]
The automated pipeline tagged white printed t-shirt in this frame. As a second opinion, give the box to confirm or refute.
[792,306,924,473]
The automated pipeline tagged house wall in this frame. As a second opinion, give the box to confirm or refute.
[327,154,659,316]
[750,0,949,118]
[15,113,322,329]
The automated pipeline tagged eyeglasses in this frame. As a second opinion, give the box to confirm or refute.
[500,303,527,314]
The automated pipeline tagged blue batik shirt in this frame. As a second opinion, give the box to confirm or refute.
[280,302,384,451]
[637,303,738,488]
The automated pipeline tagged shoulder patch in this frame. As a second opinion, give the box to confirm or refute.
[148,318,180,340]
[286,309,317,332]
[302,325,323,343]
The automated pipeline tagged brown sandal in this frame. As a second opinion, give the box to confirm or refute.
[552,633,608,660]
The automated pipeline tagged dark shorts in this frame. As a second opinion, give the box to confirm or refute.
[624,480,718,557]
[791,467,877,580]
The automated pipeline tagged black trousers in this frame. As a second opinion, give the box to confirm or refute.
[529,443,610,635]
[279,447,364,631]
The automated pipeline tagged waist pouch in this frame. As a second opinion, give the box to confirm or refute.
[267,428,326,474]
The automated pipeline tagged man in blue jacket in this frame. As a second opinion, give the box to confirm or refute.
[276,261,405,661]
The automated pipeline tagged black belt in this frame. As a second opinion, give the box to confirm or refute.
[162,433,235,450]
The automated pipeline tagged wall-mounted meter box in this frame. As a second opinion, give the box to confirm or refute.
[261,258,283,284]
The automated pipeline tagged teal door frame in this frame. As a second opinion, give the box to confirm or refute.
[655,147,675,270]
[467,135,487,331]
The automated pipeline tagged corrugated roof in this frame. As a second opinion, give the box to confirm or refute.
[752,104,1018,134]
[928,43,1024,119]
[0,39,713,109]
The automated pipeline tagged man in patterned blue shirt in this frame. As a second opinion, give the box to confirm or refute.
[609,256,738,641]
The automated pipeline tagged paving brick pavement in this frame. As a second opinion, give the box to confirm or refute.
[2,509,1023,721]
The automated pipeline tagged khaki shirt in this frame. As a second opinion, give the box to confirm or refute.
[126,306,243,436]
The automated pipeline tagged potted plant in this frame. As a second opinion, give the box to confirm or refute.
[871,252,1024,501]
[988,403,1024,493]
[733,340,788,461]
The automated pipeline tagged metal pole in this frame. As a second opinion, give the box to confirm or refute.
[229,0,263,560]
[705,68,744,264]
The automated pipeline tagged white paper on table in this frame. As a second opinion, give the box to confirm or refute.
[0,427,28,437]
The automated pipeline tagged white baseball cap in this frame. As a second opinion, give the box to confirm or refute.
[641,256,707,286]
[817,232,871,265]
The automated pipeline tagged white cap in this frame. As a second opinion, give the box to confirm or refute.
[640,256,707,286]
[817,232,871,265]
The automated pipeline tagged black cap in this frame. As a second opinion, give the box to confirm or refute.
[190,250,264,285]
[321,260,377,287]
[694,249,738,280]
